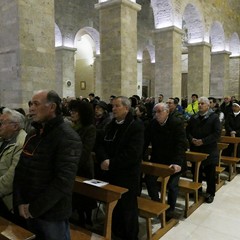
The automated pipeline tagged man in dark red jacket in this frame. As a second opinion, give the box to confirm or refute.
[13,90,82,240]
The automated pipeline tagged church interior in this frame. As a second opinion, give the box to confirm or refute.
[1,1,240,239]
[1,0,240,109]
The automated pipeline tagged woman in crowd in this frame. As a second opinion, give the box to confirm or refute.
[69,99,96,227]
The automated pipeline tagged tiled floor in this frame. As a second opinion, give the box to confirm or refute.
[89,172,240,240]
[138,173,240,240]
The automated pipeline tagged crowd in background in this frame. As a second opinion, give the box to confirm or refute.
[0,90,239,240]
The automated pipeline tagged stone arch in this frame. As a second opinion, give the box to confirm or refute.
[229,32,240,56]
[151,0,173,28]
[145,44,155,63]
[210,21,225,52]
[55,23,62,47]
[74,27,100,98]
[182,3,204,44]
[74,27,100,55]
[142,46,153,97]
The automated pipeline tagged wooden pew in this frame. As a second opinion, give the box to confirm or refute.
[178,151,209,218]
[216,143,228,191]
[219,136,240,181]
[0,216,35,240]
[70,176,128,240]
[138,161,177,240]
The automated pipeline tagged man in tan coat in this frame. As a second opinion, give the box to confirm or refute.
[0,108,26,221]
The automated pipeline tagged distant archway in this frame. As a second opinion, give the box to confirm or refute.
[74,27,99,98]
[210,21,225,52]
[229,32,240,56]
[151,0,173,28]
[182,3,204,43]
[55,23,62,47]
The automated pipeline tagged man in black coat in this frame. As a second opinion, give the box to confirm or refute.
[223,100,240,157]
[95,96,144,240]
[186,96,221,203]
[144,102,187,220]
[13,90,82,240]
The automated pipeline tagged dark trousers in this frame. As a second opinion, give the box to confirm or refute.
[145,173,181,210]
[26,218,70,240]
[112,193,139,240]
[198,164,216,196]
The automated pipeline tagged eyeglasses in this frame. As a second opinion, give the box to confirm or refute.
[22,134,42,157]
[0,121,17,127]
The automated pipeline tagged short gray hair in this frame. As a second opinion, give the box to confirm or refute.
[115,96,131,109]
[154,102,169,112]
[198,96,210,105]
[2,108,25,129]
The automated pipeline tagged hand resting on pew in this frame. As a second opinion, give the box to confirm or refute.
[169,164,181,173]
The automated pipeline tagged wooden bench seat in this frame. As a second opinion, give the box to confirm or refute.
[179,179,202,192]
[139,161,177,240]
[71,176,128,240]
[219,136,240,181]
[216,143,228,191]
[138,196,169,219]
[178,151,208,218]
[0,216,35,240]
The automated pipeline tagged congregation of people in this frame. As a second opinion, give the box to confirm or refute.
[0,89,239,240]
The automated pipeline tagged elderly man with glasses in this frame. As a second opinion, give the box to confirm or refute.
[0,108,26,222]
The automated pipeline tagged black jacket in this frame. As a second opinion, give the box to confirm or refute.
[144,115,187,168]
[225,112,240,137]
[95,112,144,189]
[186,110,221,166]
[13,116,82,220]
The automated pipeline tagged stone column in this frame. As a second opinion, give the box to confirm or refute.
[210,51,231,98]
[0,0,55,109]
[154,26,183,100]
[187,42,211,98]
[95,0,141,101]
[95,54,102,98]
[137,60,143,97]
[150,62,155,98]
[55,47,77,98]
[229,56,240,99]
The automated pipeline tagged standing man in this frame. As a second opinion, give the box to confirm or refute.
[144,103,187,220]
[13,90,82,240]
[0,108,26,222]
[208,97,224,127]
[166,98,184,122]
[220,96,232,118]
[186,97,221,203]
[185,93,199,117]
[95,96,144,240]
[158,94,164,103]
